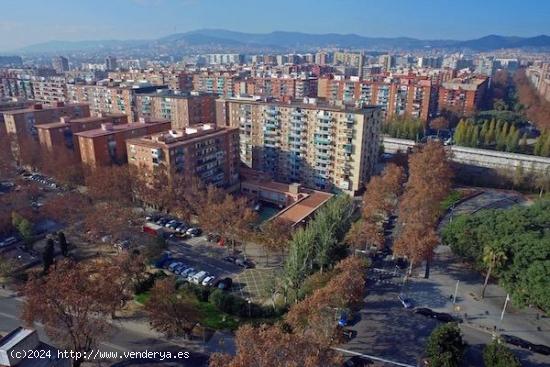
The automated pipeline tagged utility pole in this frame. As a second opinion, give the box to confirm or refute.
[453,280,460,304]
[500,293,510,321]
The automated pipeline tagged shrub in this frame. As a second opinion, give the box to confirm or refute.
[483,340,521,367]
[425,323,466,367]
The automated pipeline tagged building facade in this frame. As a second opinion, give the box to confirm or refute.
[438,76,489,115]
[217,97,382,194]
[127,124,240,187]
[74,118,170,168]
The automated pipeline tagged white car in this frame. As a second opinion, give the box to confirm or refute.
[191,271,208,284]
[202,276,216,286]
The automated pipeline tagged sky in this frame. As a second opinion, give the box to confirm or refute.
[0,0,549,51]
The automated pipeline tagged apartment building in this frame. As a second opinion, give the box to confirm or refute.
[0,99,33,135]
[127,124,240,187]
[192,71,239,97]
[217,97,382,194]
[438,76,489,115]
[318,75,436,121]
[75,118,170,168]
[36,113,128,155]
[0,71,34,100]
[526,63,550,103]
[237,75,318,100]
[52,56,69,73]
[67,82,168,121]
[135,90,216,129]
[333,52,364,68]
[3,102,90,140]
[31,76,68,104]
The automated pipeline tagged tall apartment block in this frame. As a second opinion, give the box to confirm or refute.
[192,71,239,97]
[31,76,68,104]
[236,75,318,100]
[52,56,69,73]
[135,90,216,129]
[217,97,382,194]
[105,56,118,71]
[126,124,240,188]
[67,83,168,121]
[438,76,489,115]
[36,113,128,156]
[318,75,436,122]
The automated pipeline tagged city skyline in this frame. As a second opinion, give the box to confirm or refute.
[1,0,549,51]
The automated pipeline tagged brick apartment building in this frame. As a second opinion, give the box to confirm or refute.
[192,71,240,97]
[438,76,489,115]
[135,90,216,129]
[216,97,382,194]
[36,113,128,156]
[127,124,240,188]
[75,118,170,168]
[318,75,436,122]
[235,75,318,100]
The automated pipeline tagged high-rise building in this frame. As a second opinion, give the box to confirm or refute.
[31,76,68,104]
[216,97,382,194]
[126,124,240,188]
[52,56,69,73]
[105,56,118,71]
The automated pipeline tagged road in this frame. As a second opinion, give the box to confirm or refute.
[341,189,549,366]
[0,290,210,366]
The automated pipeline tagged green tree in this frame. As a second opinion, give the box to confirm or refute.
[11,213,34,249]
[481,245,508,298]
[483,340,521,367]
[425,323,466,367]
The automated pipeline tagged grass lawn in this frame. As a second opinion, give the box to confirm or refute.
[134,291,151,304]
[196,301,239,330]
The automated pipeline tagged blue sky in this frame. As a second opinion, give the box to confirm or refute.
[0,0,549,50]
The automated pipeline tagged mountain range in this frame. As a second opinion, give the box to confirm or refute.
[13,29,550,54]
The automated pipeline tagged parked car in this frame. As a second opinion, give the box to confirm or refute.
[165,220,177,228]
[338,311,350,327]
[236,258,254,268]
[157,218,170,226]
[191,271,208,284]
[202,276,216,286]
[168,262,183,272]
[0,237,17,248]
[174,265,189,275]
[413,308,436,317]
[501,335,550,355]
[186,227,202,237]
[433,312,461,323]
[181,267,196,277]
[176,223,189,233]
[398,294,413,309]
[214,277,233,291]
[223,256,237,263]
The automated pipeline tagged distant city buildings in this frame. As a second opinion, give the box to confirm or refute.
[105,56,118,71]
[52,56,69,73]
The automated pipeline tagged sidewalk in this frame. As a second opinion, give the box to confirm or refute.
[404,244,550,346]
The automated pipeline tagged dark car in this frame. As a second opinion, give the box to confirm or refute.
[501,335,550,355]
[223,255,237,263]
[214,277,233,291]
[236,258,254,268]
[414,308,436,317]
[433,312,462,323]
[343,355,373,366]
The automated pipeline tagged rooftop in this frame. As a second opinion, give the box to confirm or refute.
[74,118,170,138]
[127,124,238,148]
[2,102,88,116]
[36,113,127,130]
[223,96,379,113]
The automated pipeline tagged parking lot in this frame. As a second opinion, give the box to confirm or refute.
[146,212,279,303]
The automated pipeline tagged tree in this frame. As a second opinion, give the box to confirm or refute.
[394,141,452,276]
[425,323,466,367]
[483,340,521,367]
[481,245,507,299]
[257,218,293,265]
[209,324,342,367]
[145,277,200,339]
[58,232,69,257]
[430,117,449,135]
[11,212,34,249]
[22,260,112,367]
[42,238,55,273]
